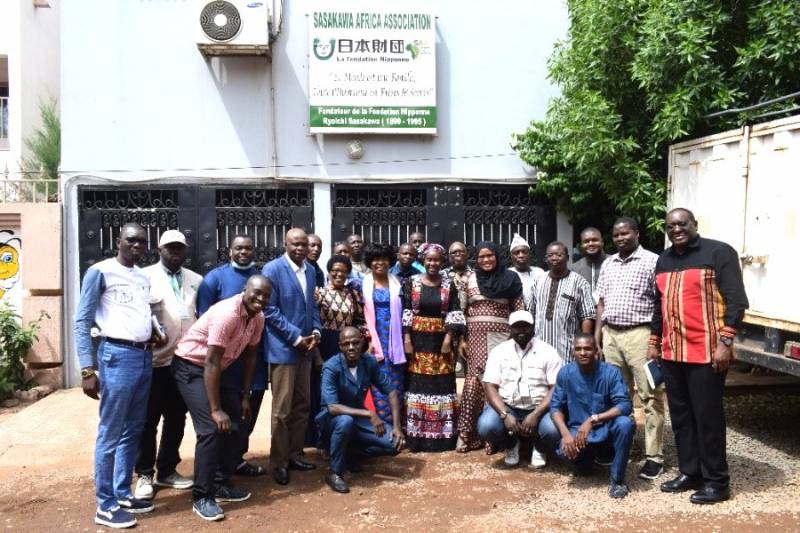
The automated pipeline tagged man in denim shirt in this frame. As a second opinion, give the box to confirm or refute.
[75,223,164,528]
[550,333,635,499]
[316,327,404,494]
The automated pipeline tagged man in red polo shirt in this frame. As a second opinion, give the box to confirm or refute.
[172,274,270,521]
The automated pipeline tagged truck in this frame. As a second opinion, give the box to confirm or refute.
[668,114,800,376]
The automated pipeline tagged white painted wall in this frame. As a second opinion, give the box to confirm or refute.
[0,0,60,176]
[60,0,571,384]
[61,0,568,180]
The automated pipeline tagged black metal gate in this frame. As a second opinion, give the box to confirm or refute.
[331,184,555,266]
[78,185,313,276]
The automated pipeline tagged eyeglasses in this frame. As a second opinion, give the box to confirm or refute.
[666,221,691,230]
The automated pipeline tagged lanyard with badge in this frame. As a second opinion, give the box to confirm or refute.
[168,270,191,320]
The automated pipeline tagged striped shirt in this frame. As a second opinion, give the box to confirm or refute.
[651,237,748,364]
[530,271,595,362]
[510,266,545,312]
[595,245,658,327]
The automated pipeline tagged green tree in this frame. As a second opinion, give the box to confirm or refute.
[20,97,60,201]
[513,0,800,246]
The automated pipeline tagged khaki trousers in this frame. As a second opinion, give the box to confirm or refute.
[602,325,665,463]
[270,357,311,468]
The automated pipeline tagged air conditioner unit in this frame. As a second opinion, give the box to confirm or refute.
[196,0,270,57]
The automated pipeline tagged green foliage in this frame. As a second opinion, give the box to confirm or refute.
[0,302,49,400]
[21,97,60,200]
[513,0,800,246]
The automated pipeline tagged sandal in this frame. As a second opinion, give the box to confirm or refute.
[234,462,266,477]
[456,436,483,453]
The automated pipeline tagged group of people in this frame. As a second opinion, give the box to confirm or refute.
[75,206,748,528]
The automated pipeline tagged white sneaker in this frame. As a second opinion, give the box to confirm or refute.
[529,447,547,469]
[504,442,520,466]
[155,472,194,489]
[134,475,154,500]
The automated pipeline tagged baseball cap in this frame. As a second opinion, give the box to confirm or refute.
[508,310,534,325]
[159,229,187,247]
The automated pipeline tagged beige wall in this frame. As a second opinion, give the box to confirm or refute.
[0,202,62,386]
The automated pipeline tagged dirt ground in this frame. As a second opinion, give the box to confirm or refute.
[1,379,799,532]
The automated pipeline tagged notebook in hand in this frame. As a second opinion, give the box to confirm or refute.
[643,359,664,389]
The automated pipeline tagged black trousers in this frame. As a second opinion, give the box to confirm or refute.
[135,364,188,478]
[662,360,729,488]
[171,357,243,501]
[233,388,265,465]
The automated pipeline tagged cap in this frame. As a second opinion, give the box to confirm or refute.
[508,310,534,325]
[510,233,530,252]
[159,229,187,247]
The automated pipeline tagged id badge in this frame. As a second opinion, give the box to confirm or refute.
[179,304,192,320]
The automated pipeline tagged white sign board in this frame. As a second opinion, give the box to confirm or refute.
[308,2,436,134]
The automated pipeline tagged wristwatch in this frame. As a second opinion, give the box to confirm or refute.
[499,410,508,420]
[590,414,600,425]
[720,336,734,347]
[81,367,96,379]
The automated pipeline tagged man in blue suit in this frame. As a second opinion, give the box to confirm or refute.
[262,228,322,485]
[317,327,404,493]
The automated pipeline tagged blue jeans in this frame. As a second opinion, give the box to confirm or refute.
[95,341,152,510]
[555,416,635,483]
[321,414,398,475]
[476,404,560,452]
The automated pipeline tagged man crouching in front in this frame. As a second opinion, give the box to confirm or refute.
[550,333,635,499]
[316,327,405,493]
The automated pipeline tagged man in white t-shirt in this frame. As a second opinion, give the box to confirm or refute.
[478,310,563,469]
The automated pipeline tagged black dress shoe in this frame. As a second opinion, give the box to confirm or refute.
[272,467,289,485]
[288,457,317,471]
[326,473,350,494]
[660,474,703,493]
[690,485,730,504]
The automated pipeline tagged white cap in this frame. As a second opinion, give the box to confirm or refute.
[508,310,534,325]
[159,229,187,247]
[510,233,530,252]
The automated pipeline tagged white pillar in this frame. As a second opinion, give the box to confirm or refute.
[313,182,332,268]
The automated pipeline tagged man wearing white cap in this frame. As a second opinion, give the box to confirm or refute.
[508,233,544,312]
[478,310,563,469]
[134,229,203,501]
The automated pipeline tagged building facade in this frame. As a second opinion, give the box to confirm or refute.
[61,0,571,386]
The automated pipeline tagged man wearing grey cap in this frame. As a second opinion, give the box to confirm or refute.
[134,229,203,501]
[478,310,563,469]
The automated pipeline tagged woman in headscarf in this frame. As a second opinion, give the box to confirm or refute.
[362,242,406,425]
[402,243,466,452]
[456,241,524,453]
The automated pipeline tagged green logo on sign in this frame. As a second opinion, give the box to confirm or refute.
[313,38,336,60]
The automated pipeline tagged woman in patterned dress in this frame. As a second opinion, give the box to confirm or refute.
[402,243,466,452]
[308,255,365,447]
[362,242,407,425]
[456,241,524,453]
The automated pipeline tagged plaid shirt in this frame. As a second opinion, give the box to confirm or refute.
[595,245,658,327]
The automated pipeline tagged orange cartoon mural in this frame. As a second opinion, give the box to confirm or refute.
[0,230,21,300]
